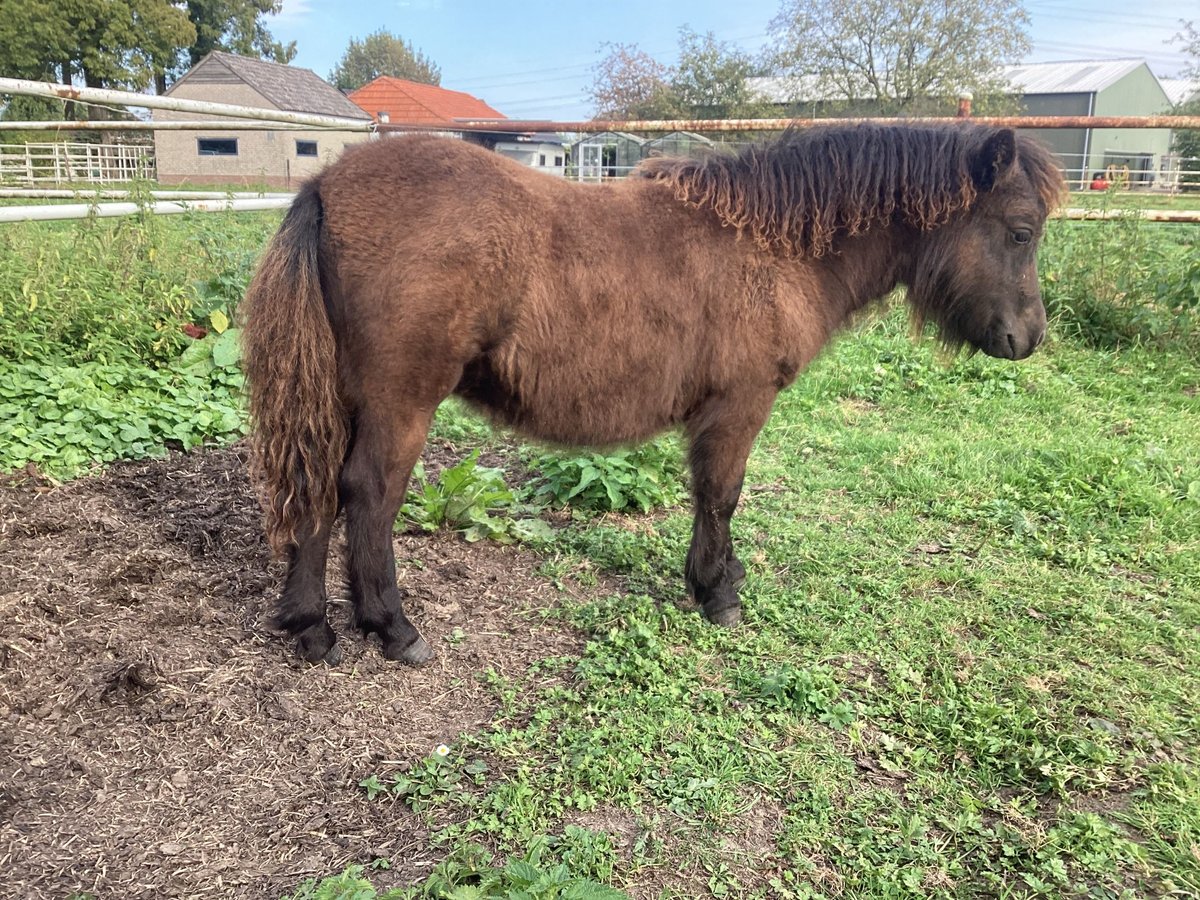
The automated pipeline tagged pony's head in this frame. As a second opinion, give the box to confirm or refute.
[906,128,1065,360]
[638,123,1066,360]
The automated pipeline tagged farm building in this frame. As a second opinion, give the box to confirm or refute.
[492,133,569,177]
[350,76,569,177]
[153,51,371,188]
[571,132,646,181]
[1001,59,1174,188]
[644,131,716,160]
[349,76,505,128]
[750,59,1178,189]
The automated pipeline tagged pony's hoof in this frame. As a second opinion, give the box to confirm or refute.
[320,642,344,666]
[295,621,338,663]
[384,635,435,666]
[704,604,743,627]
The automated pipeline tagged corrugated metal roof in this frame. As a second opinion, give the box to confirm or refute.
[349,77,505,125]
[170,51,371,120]
[1001,59,1145,95]
[1160,78,1200,106]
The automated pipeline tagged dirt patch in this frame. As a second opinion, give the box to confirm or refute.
[0,445,587,898]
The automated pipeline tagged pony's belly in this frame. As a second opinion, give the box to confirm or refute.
[453,353,685,448]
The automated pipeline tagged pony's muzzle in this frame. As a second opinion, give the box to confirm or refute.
[985,304,1047,360]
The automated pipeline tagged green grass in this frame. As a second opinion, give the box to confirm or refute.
[0,208,1196,897]
[338,313,1198,899]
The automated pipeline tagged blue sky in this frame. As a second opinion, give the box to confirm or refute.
[266,0,1195,119]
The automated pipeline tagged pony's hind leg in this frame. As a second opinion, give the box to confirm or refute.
[276,522,338,663]
[341,409,436,664]
[685,393,774,626]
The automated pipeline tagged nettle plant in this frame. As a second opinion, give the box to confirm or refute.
[526,437,685,514]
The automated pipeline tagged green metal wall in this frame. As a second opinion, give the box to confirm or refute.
[1089,65,1172,185]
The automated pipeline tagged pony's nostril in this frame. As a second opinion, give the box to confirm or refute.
[1006,332,1017,357]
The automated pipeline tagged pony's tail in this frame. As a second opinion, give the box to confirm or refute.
[241,179,347,556]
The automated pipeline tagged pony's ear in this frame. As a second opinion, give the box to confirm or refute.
[972,129,1017,191]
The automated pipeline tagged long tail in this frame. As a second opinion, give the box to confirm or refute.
[241,179,347,555]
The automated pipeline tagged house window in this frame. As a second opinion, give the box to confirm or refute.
[539,154,546,166]
[296,140,318,157]
[554,155,563,167]
[197,138,238,156]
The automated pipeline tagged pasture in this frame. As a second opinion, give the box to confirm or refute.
[0,201,1197,899]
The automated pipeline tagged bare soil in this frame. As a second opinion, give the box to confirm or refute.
[0,444,588,899]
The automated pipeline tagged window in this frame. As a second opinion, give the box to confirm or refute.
[554,155,563,167]
[296,140,318,158]
[197,138,238,156]
[539,154,546,166]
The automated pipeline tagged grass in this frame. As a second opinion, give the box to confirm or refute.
[329,312,1198,898]
[0,207,1196,897]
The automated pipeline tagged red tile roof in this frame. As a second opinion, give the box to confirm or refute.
[348,77,505,125]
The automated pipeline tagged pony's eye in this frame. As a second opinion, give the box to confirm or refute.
[1011,228,1033,245]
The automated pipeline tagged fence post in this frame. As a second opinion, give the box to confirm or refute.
[957,93,973,119]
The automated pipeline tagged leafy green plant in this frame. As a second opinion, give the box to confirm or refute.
[526,438,685,513]
[1040,213,1200,351]
[399,451,553,544]
[739,664,857,728]
[411,838,628,899]
[0,359,245,477]
[360,754,488,813]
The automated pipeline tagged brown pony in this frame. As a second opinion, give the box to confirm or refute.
[242,123,1064,665]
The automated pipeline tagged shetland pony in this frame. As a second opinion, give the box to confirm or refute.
[242,123,1064,664]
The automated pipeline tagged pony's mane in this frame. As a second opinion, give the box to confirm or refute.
[637,123,1065,257]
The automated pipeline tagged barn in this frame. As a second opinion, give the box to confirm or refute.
[152,51,371,189]
[1001,59,1174,188]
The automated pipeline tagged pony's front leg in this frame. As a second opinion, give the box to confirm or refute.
[684,394,773,626]
[341,411,436,664]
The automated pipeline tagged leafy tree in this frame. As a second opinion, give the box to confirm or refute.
[673,28,768,119]
[182,0,297,70]
[0,0,194,91]
[588,42,678,120]
[1171,21,1200,188]
[329,29,441,91]
[589,31,766,121]
[767,0,1030,114]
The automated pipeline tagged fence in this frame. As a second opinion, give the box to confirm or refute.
[0,141,155,185]
[0,77,1197,216]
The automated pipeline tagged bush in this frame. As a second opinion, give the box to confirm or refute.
[1040,211,1200,351]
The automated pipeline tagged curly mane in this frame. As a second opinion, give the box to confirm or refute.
[637,123,1065,257]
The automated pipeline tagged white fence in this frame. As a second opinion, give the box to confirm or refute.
[0,142,155,185]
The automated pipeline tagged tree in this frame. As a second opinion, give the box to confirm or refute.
[181,0,296,70]
[588,32,767,121]
[0,0,196,118]
[1171,21,1200,189]
[329,29,440,91]
[588,43,678,120]
[673,28,768,120]
[767,0,1030,115]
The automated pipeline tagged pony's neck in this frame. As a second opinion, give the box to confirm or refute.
[818,225,914,328]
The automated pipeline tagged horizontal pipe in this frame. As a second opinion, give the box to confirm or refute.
[0,197,293,223]
[3,196,1196,224]
[392,114,1200,134]
[0,77,373,131]
[1058,206,1200,222]
[0,119,318,132]
[0,189,294,200]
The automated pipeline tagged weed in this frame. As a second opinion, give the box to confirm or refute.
[526,438,685,513]
[399,452,554,544]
